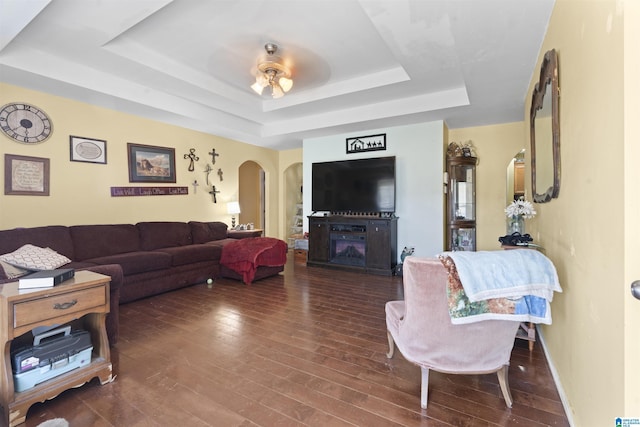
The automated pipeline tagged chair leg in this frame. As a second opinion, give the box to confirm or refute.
[386,330,395,358]
[496,365,513,408]
[420,367,429,409]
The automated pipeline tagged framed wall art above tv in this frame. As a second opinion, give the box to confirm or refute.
[127,143,176,183]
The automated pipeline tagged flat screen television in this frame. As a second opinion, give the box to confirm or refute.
[311,156,396,213]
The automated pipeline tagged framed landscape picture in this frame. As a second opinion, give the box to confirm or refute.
[127,143,176,183]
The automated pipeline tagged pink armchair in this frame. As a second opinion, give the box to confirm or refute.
[385,256,520,409]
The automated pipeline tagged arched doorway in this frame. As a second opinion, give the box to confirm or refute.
[238,161,265,231]
[284,162,303,247]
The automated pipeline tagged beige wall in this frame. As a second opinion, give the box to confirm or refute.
[447,2,639,422]
[0,83,281,236]
[623,0,640,416]
[449,122,526,251]
[526,0,628,424]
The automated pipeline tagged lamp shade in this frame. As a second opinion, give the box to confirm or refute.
[227,201,241,215]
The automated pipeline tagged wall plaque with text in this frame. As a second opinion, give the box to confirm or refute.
[110,186,188,197]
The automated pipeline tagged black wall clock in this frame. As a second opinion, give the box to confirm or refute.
[0,102,53,144]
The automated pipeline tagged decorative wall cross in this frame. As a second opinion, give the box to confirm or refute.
[208,185,220,203]
[217,168,223,181]
[191,180,199,193]
[183,148,199,171]
[208,148,219,164]
[204,164,213,185]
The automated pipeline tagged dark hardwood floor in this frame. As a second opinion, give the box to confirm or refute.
[23,255,569,426]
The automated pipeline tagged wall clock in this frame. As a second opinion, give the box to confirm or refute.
[0,102,53,144]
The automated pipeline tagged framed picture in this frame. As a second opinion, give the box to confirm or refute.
[70,135,107,164]
[4,154,50,196]
[346,133,387,154]
[127,143,176,183]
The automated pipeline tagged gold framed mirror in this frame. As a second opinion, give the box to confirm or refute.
[530,49,560,203]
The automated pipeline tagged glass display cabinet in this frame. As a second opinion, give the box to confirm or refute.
[446,155,477,251]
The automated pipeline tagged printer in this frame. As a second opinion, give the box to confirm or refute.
[11,326,93,392]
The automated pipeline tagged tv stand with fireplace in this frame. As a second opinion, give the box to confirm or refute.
[307,215,397,276]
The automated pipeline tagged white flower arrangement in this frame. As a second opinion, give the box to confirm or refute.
[505,198,537,219]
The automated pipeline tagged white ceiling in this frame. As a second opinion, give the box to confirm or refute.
[0,0,554,150]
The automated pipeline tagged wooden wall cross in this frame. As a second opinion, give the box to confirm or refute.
[208,148,219,164]
[204,164,212,185]
[183,148,199,171]
[208,185,220,203]
[217,168,223,181]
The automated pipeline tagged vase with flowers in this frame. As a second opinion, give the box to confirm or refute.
[505,198,536,234]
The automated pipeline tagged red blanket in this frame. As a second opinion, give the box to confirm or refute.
[220,237,287,284]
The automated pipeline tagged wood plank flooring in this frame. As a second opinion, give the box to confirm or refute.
[22,255,569,426]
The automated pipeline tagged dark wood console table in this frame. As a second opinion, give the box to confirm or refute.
[0,271,114,426]
[307,215,397,276]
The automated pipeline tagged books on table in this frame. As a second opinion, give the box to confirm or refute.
[18,268,75,289]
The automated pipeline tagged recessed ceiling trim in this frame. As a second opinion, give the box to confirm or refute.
[102,38,258,105]
[261,66,411,112]
[0,55,264,138]
[0,0,51,51]
[0,0,555,150]
[261,86,469,137]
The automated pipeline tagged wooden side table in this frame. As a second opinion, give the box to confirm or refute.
[0,271,114,426]
[501,244,540,352]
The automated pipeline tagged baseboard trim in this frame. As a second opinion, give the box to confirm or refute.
[537,327,575,427]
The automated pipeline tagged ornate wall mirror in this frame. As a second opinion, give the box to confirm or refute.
[530,49,560,203]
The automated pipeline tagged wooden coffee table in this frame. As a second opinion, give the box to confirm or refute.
[0,270,114,426]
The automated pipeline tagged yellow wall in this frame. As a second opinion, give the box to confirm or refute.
[443,3,639,422]
[623,0,640,416]
[449,122,526,251]
[526,0,627,423]
[0,83,281,236]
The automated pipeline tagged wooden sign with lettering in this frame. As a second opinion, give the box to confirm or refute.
[110,186,188,197]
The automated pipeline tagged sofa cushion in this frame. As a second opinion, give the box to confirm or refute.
[0,225,75,260]
[156,244,222,266]
[0,244,72,270]
[189,221,228,243]
[137,222,192,250]
[84,251,172,275]
[70,224,141,261]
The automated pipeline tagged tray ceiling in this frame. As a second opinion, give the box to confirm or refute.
[0,0,554,150]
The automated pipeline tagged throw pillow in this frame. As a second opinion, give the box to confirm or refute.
[0,260,30,279]
[0,244,71,271]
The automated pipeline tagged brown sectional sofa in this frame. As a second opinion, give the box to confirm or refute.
[0,221,256,345]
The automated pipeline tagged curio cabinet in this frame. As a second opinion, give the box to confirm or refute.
[445,154,477,251]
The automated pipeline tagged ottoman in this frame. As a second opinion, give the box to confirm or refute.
[220,237,287,284]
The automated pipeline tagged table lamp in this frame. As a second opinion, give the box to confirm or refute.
[227,201,241,228]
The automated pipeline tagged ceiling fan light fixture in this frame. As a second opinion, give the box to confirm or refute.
[252,43,293,98]
[278,76,293,92]
[271,84,284,99]
[251,73,268,95]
